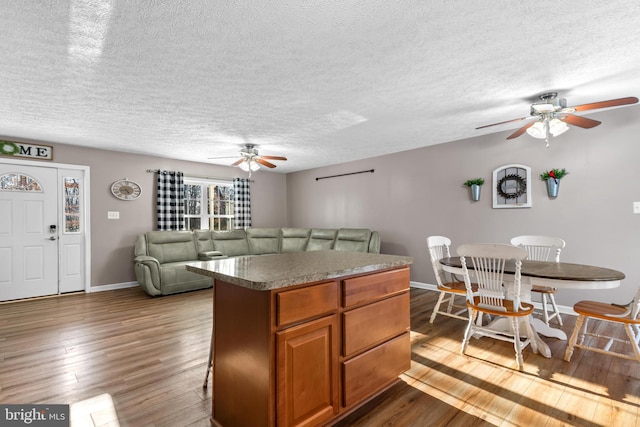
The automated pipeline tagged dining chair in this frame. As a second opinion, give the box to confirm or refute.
[427,236,469,323]
[457,243,537,371]
[564,286,640,363]
[510,235,566,326]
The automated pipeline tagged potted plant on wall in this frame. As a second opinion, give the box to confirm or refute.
[540,168,568,198]
[463,178,485,201]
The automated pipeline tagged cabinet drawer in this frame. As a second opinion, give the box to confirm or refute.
[342,292,409,357]
[342,268,410,308]
[342,332,411,408]
[276,281,338,327]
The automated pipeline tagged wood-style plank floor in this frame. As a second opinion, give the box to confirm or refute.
[1,287,638,426]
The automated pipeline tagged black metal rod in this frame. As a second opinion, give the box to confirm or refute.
[316,169,374,181]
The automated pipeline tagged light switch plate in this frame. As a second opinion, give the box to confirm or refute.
[633,202,640,214]
[108,211,120,219]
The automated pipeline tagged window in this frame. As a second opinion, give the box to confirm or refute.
[184,178,235,231]
[63,177,81,233]
[0,173,42,191]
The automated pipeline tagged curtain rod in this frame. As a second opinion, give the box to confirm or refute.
[316,169,374,181]
[146,169,253,183]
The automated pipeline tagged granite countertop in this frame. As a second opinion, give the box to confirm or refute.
[185,250,413,290]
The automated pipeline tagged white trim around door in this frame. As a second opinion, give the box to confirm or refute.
[0,158,91,298]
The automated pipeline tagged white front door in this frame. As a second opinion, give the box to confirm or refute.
[0,164,59,301]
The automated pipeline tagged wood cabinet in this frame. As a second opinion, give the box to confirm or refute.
[211,266,410,427]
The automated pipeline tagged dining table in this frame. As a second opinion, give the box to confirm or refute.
[439,256,625,358]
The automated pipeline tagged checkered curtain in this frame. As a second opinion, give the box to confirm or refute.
[233,178,252,229]
[156,170,185,230]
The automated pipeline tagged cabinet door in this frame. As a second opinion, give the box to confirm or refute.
[277,315,339,427]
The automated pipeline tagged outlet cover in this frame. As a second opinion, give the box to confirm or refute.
[108,211,120,219]
[634,202,640,214]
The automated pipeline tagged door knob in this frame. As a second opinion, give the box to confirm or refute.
[49,236,57,241]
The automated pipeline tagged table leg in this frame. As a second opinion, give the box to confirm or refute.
[530,317,567,340]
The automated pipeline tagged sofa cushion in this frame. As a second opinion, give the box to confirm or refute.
[146,231,198,263]
[211,230,250,256]
[247,228,281,255]
[306,229,338,251]
[281,228,311,253]
[334,228,372,253]
[194,230,215,253]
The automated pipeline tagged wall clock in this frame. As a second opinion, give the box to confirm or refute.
[492,164,531,208]
[111,179,142,200]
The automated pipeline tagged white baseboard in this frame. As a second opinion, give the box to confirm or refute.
[89,281,139,292]
[410,281,576,316]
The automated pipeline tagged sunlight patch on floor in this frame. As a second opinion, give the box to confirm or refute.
[70,393,119,427]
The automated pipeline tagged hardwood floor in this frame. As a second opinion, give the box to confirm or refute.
[1,287,638,426]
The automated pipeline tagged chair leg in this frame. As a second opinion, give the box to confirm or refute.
[541,293,550,326]
[461,309,476,355]
[564,315,585,361]
[445,293,456,314]
[624,324,640,362]
[524,316,538,355]
[548,293,563,326]
[578,317,589,345]
[510,317,524,371]
[429,291,447,323]
[203,327,214,388]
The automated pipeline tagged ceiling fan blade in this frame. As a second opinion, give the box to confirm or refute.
[260,155,287,161]
[231,159,244,166]
[476,117,529,130]
[506,121,535,139]
[572,96,639,112]
[208,156,240,160]
[562,114,601,129]
[256,158,276,168]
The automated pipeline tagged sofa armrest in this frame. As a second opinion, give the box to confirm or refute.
[368,231,381,253]
[198,251,226,260]
[134,256,162,296]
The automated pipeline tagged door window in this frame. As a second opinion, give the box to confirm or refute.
[0,173,43,191]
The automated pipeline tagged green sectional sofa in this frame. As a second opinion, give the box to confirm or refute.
[134,227,381,296]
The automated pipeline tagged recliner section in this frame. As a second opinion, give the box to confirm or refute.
[134,227,381,296]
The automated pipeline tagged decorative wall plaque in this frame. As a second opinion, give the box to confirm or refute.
[492,164,532,208]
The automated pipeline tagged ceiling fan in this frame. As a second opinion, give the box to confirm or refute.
[476,93,639,146]
[209,144,287,176]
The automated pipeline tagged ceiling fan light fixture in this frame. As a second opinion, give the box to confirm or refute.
[526,121,547,139]
[237,159,260,172]
[548,118,569,136]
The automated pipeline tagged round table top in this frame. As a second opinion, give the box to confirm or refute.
[440,257,625,282]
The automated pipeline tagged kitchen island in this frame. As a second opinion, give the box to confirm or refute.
[186,250,413,427]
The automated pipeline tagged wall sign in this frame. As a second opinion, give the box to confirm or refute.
[0,140,53,160]
[492,164,532,208]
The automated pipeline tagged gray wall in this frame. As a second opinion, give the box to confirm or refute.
[14,104,639,306]
[48,143,288,288]
[287,105,640,307]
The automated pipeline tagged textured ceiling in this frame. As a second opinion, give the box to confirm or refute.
[1,1,640,173]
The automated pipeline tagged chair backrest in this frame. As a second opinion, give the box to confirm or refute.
[612,286,640,320]
[633,287,640,320]
[426,236,452,287]
[510,235,565,262]
[457,243,529,313]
